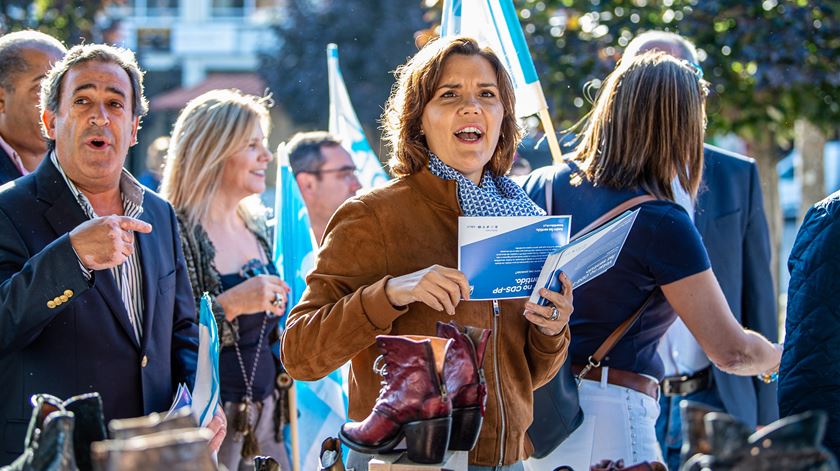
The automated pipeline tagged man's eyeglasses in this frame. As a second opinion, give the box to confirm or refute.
[301,165,359,181]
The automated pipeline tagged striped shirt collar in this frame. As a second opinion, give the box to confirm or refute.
[49,150,145,218]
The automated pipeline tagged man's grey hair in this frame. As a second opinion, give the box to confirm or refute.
[0,30,66,91]
[286,131,344,176]
[624,31,699,64]
[39,43,149,123]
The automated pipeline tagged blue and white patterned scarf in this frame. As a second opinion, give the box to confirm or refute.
[428,153,545,217]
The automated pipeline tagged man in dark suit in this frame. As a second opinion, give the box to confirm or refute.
[0,31,66,185]
[624,32,778,469]
[0,44,225,465]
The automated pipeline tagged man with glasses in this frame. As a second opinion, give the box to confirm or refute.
[288,131,362,243]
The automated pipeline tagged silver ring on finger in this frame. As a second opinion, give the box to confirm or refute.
[271,292,283,308]
[549,308,559,321]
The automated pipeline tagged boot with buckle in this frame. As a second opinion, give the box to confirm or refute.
[4,394,77,471]
[436,321,490,451]
[339,335,453,464]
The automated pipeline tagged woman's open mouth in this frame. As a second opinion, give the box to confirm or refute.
[454,126,484,143]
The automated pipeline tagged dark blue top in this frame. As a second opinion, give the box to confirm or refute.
[218,260,279,403]
[522,162,710,379]
[779,190,840,456]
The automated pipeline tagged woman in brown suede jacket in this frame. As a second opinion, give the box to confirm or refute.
[281,37,573,470]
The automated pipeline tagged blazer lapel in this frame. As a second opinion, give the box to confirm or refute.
[0,146,22,185]
[95,269,141,350]
[36,158,141,350]
[137,208,157,351]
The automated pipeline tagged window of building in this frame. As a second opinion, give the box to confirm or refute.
[212,0,245,16]
[137,28,172,52]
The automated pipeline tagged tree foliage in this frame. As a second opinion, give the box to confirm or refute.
[0,0,112,45]
[260,0,430,135]
[512,0,840,143]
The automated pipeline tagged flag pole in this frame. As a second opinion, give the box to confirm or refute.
[289,385,301,471]
[538,108,563,165]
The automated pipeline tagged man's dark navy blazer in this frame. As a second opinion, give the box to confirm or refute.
[694,144,778,428]
[0,145,23,186]
[0,157,199,464]
[522,143,779,428]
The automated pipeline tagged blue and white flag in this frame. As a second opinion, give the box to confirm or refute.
[327,43,390,190]
[273,144,349,468]
[440,0,462,37]
[273,143,317,312]
[191,293,220,428]
[442,0,549,118]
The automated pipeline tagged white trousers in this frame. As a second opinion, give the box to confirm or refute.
[525,368,664,471]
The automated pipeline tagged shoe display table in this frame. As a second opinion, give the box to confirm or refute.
[367,450,468,470]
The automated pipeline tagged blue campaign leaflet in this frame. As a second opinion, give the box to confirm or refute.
[529,209,640,306]
[458,216,571,300]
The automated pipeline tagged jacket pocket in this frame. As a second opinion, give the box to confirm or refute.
[157,270,176,295]
[713,208,742,224]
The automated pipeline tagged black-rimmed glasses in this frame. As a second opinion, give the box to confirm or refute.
[301,165,359,181]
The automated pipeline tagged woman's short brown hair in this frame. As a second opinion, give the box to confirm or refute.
[382,36,521,177]
[573,51,709,200]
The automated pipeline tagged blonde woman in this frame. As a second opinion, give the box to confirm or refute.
[160,89,291,470]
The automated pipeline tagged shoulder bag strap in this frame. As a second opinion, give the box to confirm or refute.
[572,193,657,378]
[571,194,656,241]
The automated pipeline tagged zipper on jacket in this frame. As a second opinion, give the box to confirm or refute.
[492,299,506,466]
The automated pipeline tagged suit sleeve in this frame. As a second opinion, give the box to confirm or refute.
[281,199,407,381]
[741,161,779,424]
[0,207,91,354]
[168,206,199,390]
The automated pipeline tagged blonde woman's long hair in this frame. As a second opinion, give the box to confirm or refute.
[160,89,271,228]
[572,51,708,201]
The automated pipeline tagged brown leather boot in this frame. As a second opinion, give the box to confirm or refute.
[90,428,215,471]
[436,321,490,451]
[679,400,722,467]
[319,437,346,471]
[339,335,453,464]
[62,393,107,471]
[5,394,77,471]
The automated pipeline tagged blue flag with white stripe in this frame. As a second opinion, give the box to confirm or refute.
[327,43,390,190]
[191,293,220,428]
[442,0,549,118]
[273,144,317,313]
[440,0,462,37]
[273,144,349,468]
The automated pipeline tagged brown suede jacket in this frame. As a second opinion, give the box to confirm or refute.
[281,167,569,466]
